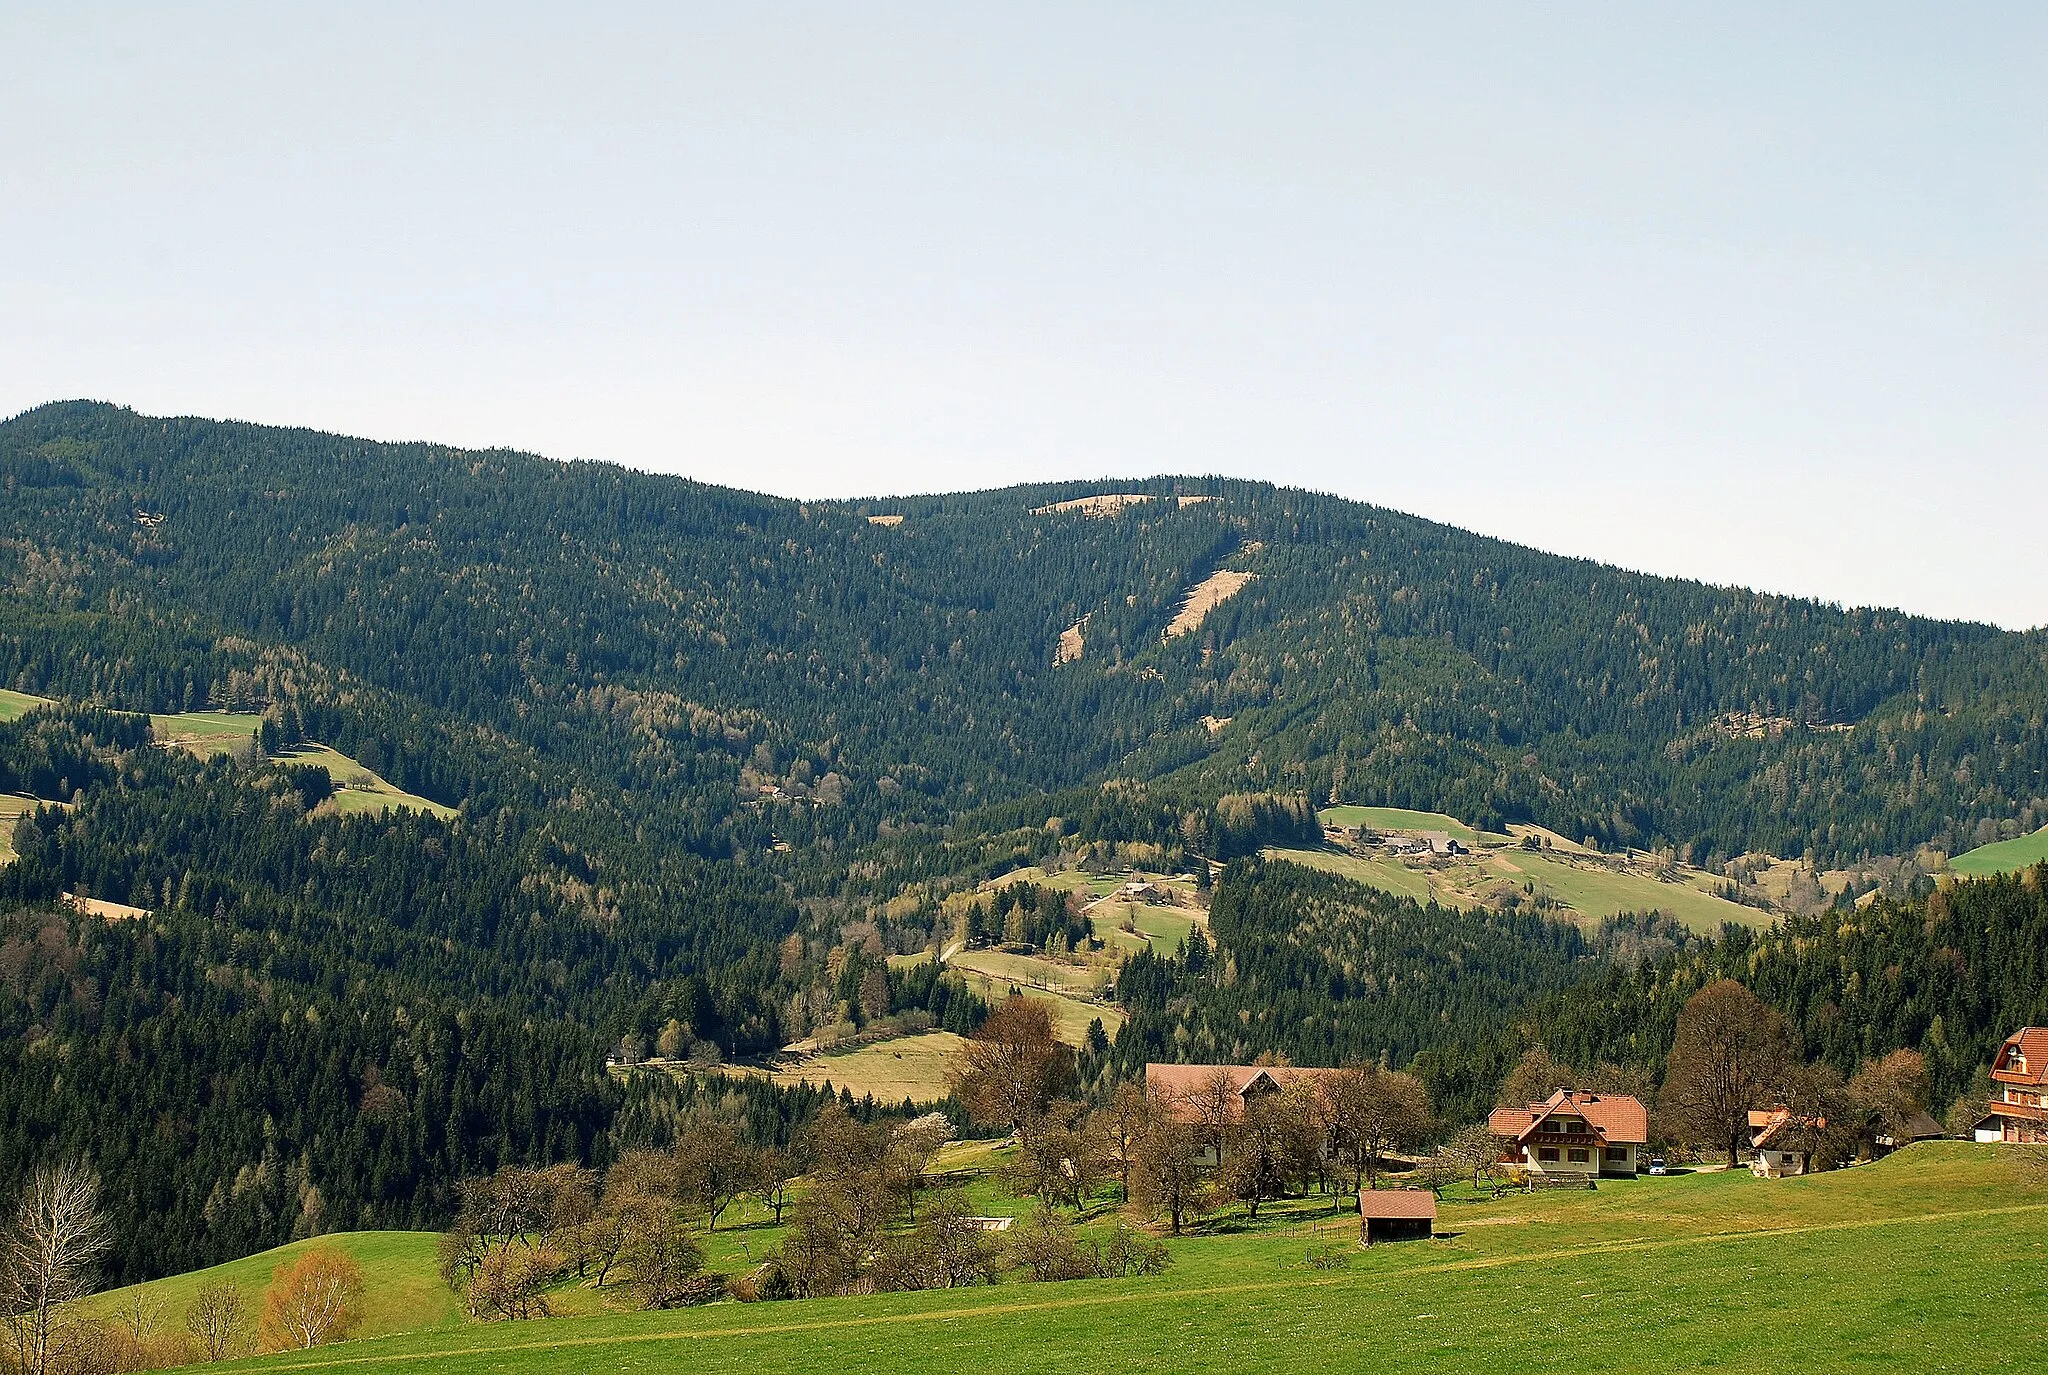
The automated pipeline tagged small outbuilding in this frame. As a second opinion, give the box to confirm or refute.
[1359,1189,1436,1245]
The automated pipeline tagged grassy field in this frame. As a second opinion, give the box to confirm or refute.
[204,1144,2048,1374]
[946,967,1123,1044]
[1317,805,1483,841]
[270,743,457,820]
[151,710,267,755]
[1491,850,1765,933]
[84,1232,460,1341]
[1269,845,1766,933]
[947,948,1107,995]
[0,688,55,721]
[1090,900,1201,956]
[764,1031,968,1104]
[0,792,57,864]
[1951,825,2048,877]
[1268,847,1444,905]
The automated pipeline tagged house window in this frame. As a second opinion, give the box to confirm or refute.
[1604,1148,1627,1161]
[1543,1121,1561,1132]
[1538,1148,1559,1162]
[1568,1149,1589,1163]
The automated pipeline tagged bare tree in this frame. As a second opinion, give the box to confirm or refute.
[1660,979,1794,1164]
[185,1279,252,1362]
[1129,1119,1205,1235]
[673,1106,755,1232]
[948,997,1073,1140]
[1441,1123,1504,1189]
[1092,1081,1159,1204]
[1327,1064,1433,1193]
[1,1161,112,1375]
[887,1113,956,1223]
[1003,1101,1105,1212]
[1850,1048,1932,1147]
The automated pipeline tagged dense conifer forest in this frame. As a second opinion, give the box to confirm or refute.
[2,401,2045,1282]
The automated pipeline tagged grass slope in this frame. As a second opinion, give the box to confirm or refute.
[0,688,55,721]
[1269,846,1767,934]
[84,1232,457,1341]
[1318,805,1478,841]
[765,1031,969,1104]
[211,1145,2048,1374]
[1951,826,2048,877]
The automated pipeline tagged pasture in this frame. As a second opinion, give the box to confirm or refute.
[271,743,457,819]
[1317,805,1479,841]
[1951,825,2048,877]
[945,966,1123,1044]
[85,1232,459,1342]
[1269,845,1769,933]
[150,710,266,756]
[765,1030,968,1105]
[0,688,54,720]
[207,1144,2048,1375]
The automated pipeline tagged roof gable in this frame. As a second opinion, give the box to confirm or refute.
[1993,1028,2048,1087]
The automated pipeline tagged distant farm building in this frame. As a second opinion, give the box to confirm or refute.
[1489,1089,1648,1177]
[1359,1189,1436,1244]
[1746,1108,1816,1177]
[1146,1063,1349,1125]
[1973,1028,2048,1143]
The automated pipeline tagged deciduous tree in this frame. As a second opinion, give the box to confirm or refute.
[1,1161,111,1375]
[260,1245,364,1351]
[1659,979,1794,1165]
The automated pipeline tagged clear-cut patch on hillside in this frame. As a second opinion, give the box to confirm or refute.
[865,514,904,526]
[1165,569,1253,638]
[1055,614,1088,665]
[1031,493,1217,517]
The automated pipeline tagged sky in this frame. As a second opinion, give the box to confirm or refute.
[3,4,2042,628]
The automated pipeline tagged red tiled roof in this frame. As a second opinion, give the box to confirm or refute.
[1359,1189,1437,1220]
[1992,1028,2048,1087]
[1488,1089,1648,1146]
[1144,1063,1345,1123]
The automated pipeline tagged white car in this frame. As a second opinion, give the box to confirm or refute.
[1647,1156,1669,1176]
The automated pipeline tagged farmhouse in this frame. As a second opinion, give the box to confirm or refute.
[1359,1189,1436,1244]
[1488,1089,1647,1177]
[1972,1027,2048,1144]
[1146,1063,1346,1133]
[1746,1108,1814,1177]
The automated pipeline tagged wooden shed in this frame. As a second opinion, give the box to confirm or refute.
[1359,1189,1436,1245]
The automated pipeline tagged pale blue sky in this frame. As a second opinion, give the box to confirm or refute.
[4,4,2042,626]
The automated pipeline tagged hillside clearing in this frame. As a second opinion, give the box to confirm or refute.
[1030,494,1154,517]
[151,710,266,755]
[1269,844,1768,933]
[1318,806,1479,842]
[762,1031,967,1104]
[272,743,457,819]
[0,688,55,720]
[1951,824,2048,876]
[1055,616,1086,665]
[1164,569,1253,639]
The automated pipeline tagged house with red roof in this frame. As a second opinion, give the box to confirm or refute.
[1747,1108,1814,1177]
[1488,1089,1648,1177]
[1973,1028,2048,1144]
[1144,1063,1345,1124]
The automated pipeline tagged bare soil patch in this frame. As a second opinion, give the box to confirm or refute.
[1166,570,1253,638]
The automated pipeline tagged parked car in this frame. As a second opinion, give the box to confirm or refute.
[1647,1156,1669,1176]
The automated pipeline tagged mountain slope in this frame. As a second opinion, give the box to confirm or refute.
[4,400,2044,864]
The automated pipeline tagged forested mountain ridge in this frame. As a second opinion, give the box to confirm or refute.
[5,400,2045,867]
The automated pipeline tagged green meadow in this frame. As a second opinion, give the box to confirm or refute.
[1950,825,2048,877]
[0,688,55,721]
[1318,805,1479,841]
[84,1232,459,1340]
[199,1143,2047,1375]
